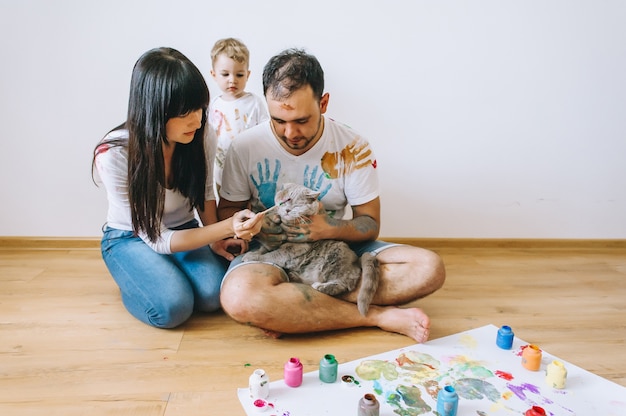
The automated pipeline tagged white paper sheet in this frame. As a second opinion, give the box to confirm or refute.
[237,324,626,415]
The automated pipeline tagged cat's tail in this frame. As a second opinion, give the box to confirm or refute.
[357,252,380,316]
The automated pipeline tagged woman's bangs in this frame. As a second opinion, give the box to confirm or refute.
[168,69,209,118]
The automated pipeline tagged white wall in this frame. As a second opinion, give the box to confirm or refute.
[1,0,625,239]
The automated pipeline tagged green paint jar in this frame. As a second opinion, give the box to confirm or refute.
[319,354,338,383]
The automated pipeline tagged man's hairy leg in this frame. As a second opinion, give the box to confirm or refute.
[219,260,441,342]
[340,244,446,342]
[345,245,446,306]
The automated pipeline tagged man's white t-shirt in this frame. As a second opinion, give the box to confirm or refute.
[220,117,379,219]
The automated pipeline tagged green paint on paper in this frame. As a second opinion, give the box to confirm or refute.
[356,359,399,381]
[387,384,432,415]
[455,378,500,402]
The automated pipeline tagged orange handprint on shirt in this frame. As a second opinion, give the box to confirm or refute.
[320,137,375,179]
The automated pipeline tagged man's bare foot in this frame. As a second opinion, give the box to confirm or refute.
[261,328,283,339]
[373,306,430,343]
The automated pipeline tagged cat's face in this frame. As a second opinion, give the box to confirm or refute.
[275,183,320,222]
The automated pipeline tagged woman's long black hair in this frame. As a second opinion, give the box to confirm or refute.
[93,47,210,242]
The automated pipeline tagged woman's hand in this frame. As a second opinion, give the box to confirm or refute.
[232,209,264,241]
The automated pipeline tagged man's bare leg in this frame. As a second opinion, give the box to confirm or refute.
[344,245,446,305]
[219,245,445,342]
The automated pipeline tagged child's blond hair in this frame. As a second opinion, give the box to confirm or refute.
[211,37,250,66]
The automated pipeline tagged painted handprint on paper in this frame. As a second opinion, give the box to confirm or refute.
[320,137,375,179]
[250,158,281,209]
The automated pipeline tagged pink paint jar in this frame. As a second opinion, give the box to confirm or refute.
[284,357,303,387]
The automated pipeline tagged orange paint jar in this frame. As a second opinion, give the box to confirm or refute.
[521,344,542,371]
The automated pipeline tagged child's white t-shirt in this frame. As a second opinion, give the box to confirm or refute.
[209,92,269,186]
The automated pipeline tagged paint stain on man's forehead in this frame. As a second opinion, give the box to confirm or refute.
[280,103,294,110]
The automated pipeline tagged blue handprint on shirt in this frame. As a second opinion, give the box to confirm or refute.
[303,165,332,200]
[250,158,281,209]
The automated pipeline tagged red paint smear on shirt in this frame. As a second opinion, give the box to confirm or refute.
[495,370,514,381]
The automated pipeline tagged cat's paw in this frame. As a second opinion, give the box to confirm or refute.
[312,281,347,296]
[241,252,261,262]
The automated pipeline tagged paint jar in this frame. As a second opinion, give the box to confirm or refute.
[284,357,303,387]
[252,399,268,412]
[436,385,459,416]
[319,354,338,383]
[521,344,542,371]
[496,325,515,349]
[249,368,270,399]
[546,359,567,389]
[525,405,547,416]
[358,393,380,416]
[341,375,358,387]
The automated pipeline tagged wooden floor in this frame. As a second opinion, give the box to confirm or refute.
[1,241,625,415]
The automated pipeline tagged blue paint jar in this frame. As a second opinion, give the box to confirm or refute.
[437,385,459,416]
[496,325,515,349]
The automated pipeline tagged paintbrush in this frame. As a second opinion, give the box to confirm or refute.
[235,206,276,230]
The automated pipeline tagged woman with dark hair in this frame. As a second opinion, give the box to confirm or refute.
[93,47,263,328]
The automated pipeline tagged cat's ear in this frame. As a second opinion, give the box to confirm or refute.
[306,188,321,200]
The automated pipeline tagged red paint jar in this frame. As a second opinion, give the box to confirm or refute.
[525,405,547,416]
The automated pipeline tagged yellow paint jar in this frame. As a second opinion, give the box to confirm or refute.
[546,360,567,389]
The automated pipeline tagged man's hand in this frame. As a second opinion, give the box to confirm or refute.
[256,211,286,251]
[211,238,248,261]
[282,201,332,242]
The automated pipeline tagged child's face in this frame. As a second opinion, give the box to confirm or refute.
[211,54,250,100]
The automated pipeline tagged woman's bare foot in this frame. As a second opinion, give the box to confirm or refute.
[372,306,430,343]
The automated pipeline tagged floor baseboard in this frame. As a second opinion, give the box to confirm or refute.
[1,236,625,250]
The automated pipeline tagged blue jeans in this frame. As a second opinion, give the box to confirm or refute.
[101,220,226,328]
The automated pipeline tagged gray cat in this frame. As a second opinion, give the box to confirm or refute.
[241,183,380,316]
